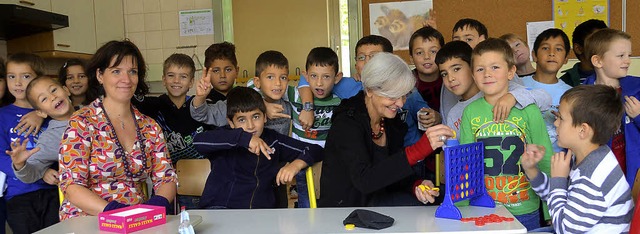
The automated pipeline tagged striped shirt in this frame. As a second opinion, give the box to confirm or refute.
[287,86,341,147]
[529,145,634,233]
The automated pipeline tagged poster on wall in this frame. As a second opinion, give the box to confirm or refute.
[179,9,214,36]
[553,0,608,45]
[369,1,434,51]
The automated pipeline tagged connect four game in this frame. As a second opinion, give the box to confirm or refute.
[435,139,495,220]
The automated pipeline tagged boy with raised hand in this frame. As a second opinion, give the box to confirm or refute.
[560,19,607,86]
[583,28,640,185]
[0,53,58,233]
[436,41,547,136]
[459,38,553,230]
[203,42,239,103]
[522,85,633,233]
[521,29,572,153]
[191,50,292,135]
[193,87,322,209]
[133,53,213,209]
[8,76,73,185]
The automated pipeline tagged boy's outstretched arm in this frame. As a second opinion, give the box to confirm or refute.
[296,75,315,130]
[193,127,253,156]
[15,111,44,136]
[508,82,552,111]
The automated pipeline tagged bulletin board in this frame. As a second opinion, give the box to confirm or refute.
[362,0,639,62]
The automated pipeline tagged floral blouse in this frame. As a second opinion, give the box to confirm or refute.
[59,98,178,220]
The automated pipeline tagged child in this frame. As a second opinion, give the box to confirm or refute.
[204,41,239,103]
[0,53,58,233]
[452,18,488,49]
[9,76,74,185]
[289,47,342,147]
[522,85,634,233]
[0,56,11,107]
[58,58,90,108]
[436,41,550,135]
[191,50,292,136]
[499,33,536,77]
[560,19,607,86]
[193,87,323,209]
[287,47,343,208]
[134,53,213,209]
[459,38,553,230]
[521,28,572,153]
[297,35,431,146]
[443,18,549,119]
[409,26,445,119]
[583,28,640,185]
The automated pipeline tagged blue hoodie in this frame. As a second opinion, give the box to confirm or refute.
[0,104,54,200]
[584,75,640,185]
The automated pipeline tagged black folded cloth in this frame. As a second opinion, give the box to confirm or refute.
[343,209,395,230]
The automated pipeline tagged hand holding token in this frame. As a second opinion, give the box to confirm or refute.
[415,180,439,204]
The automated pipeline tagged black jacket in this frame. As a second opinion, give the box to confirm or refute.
[318,91,421,207]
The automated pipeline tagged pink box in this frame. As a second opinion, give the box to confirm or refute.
[98,204,166,233]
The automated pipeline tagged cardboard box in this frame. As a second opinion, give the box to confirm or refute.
[98,204,166,233]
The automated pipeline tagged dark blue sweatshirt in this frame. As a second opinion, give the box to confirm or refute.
[194,127,323,209]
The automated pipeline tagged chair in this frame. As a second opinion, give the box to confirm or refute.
[305,162,322,208]
[175,159,211,196]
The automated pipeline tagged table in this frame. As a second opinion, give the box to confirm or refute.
[36,205,526,233]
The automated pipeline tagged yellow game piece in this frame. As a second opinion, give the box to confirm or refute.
[431,188,440,191]
[418,185,427,191]
[452,130,457,139]
[345,224,355,230]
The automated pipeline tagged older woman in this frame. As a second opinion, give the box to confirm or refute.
[319,52,454,207]
[58,40,177,220]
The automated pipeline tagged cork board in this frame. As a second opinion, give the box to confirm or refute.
[362,0,636,62]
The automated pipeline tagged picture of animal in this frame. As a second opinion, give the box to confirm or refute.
[370,3,433,50]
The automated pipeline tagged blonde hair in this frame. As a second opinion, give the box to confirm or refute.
[361,52,415,99]
[584,28,631,66]
[499,33,528,48]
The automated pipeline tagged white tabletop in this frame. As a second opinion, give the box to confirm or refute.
[36,205,526,234]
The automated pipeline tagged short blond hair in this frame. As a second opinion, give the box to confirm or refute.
[472,38,516,68]
[585,28,631,66]
[361,52,415,99]
[499,33,528,48]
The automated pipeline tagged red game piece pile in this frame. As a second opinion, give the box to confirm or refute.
[460,214,514,226]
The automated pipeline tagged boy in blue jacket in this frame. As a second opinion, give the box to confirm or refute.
[193,87,323,209]
[583,28,640,185]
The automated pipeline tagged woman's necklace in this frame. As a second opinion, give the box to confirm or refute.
[371,118,385,139]
[100,99,149,178]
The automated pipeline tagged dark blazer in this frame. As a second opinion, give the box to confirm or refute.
[319,91,429,207]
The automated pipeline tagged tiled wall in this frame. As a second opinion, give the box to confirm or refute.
[123,0,215,85]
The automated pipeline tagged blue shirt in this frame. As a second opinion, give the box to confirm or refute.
[0,104,54,200]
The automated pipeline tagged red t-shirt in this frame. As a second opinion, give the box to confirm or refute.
[414,69,443,112]
[612,88,627,174]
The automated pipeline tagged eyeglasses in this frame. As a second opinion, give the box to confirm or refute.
[355,52,379,61]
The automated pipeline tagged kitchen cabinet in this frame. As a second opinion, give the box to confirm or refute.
[0,0,50,11]
[8,0,124,58]
[94,0,124,48]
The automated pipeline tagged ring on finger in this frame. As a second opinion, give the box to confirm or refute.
[439,135,447,142]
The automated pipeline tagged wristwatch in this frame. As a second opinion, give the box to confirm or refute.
[303,102,314,111]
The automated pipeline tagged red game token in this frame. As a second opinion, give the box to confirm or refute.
[475,220,485,226]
